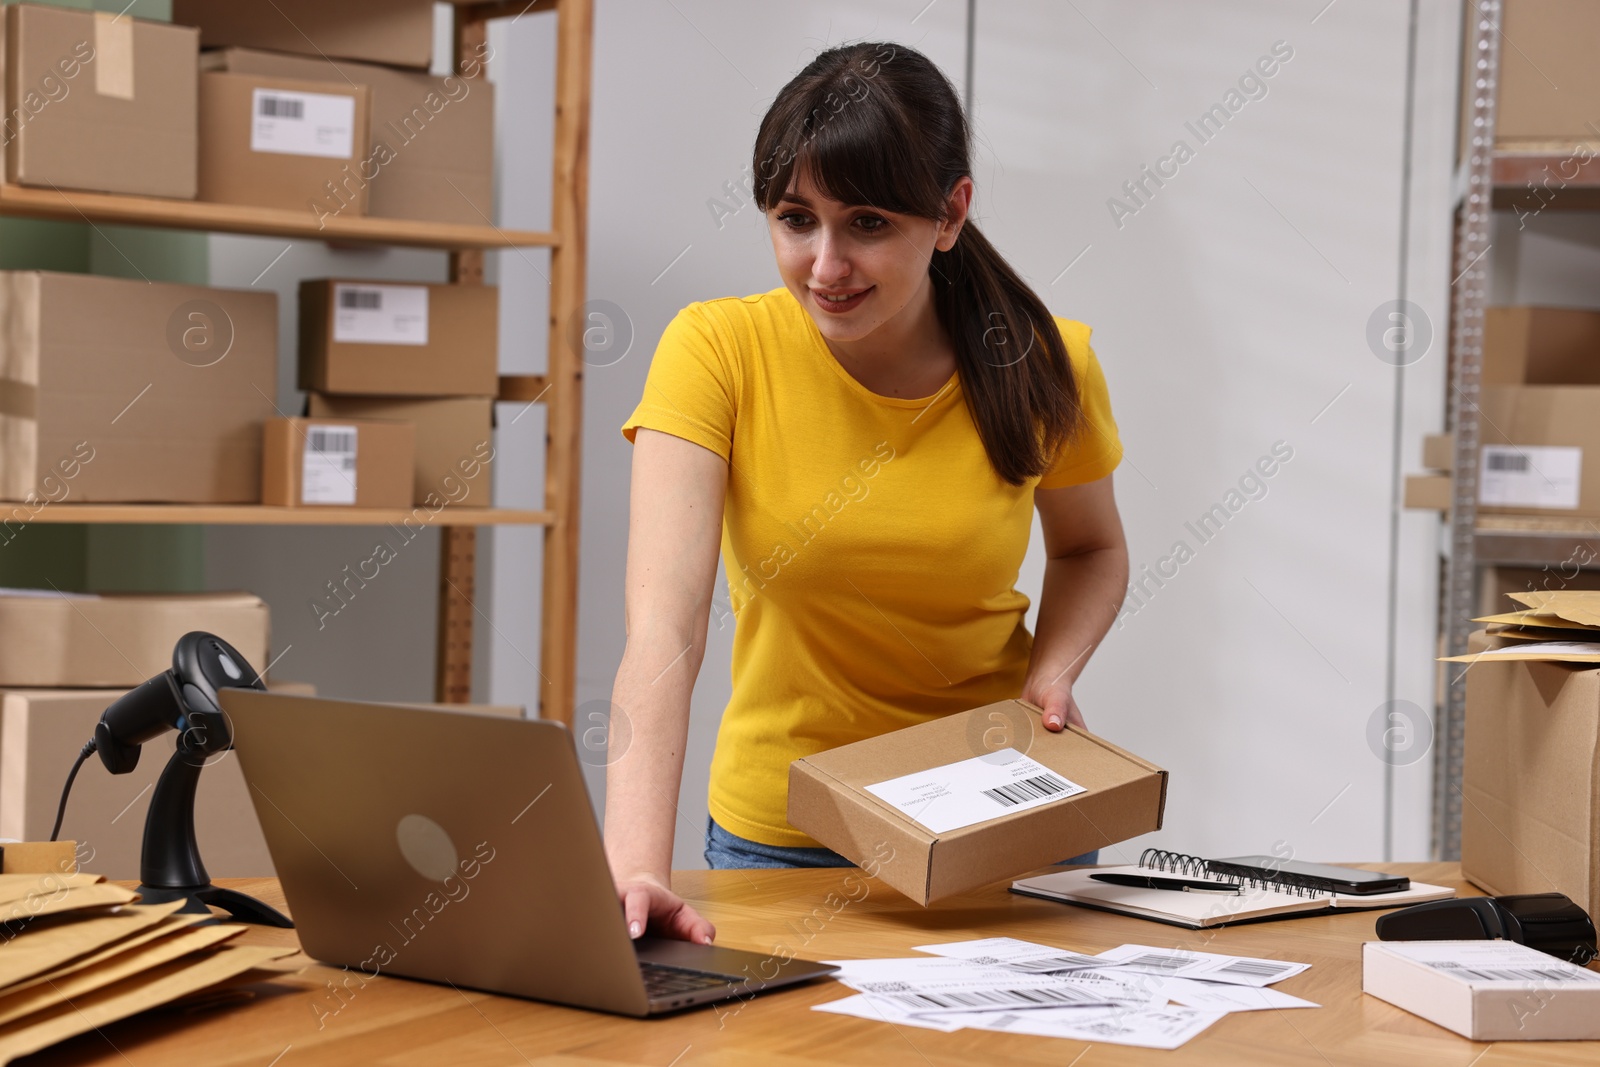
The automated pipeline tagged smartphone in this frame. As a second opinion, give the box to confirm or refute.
[1210,856,1410,896]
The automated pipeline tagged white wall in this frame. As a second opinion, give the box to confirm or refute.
[204,1,1461,872]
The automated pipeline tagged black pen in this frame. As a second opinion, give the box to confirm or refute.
[1090,872,1243,895]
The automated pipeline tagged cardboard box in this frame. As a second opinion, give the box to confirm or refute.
[2,4,198,199]
[1362,940,1600,1041]
[199,71,370,218]
[173,0,435,70]
[1462,629,1600,924]
[1485,307,1600,387]
[261,417,414,508]
[1403,473,1451,511]
[1422,433,1453,471]
[789,699,1167,905]
[1476,386,1600,517]
[1457,1,1600,147]
[298,280,499,397]
[0,687,275,880]
[0,590,268,688]
[201,48,493,226]
[308,394,493,505]
[0,271,277,504]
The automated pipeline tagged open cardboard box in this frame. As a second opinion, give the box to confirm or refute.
[789,698,1167,905]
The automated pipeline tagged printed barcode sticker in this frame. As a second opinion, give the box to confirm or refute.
[1437,965,1600,984]
[1097,944,1311,987]
[864,748,1087,834]
[1479,445,1581,509]
[301,424,357,505]
[1214,959,1296,979]
[251,88,356,159]
[863,984,1105,1014]
[1117,953,1196,974]
[332,284,430,346]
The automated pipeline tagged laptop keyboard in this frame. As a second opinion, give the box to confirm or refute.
[641,961,742,1000]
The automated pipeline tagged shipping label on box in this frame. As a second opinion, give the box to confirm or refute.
[790,699,1167,905]
[1479,445,1582,509]
[333,284,429,346]
[301,424,358,505]
[251,88,357,158]
[261,417,412,509]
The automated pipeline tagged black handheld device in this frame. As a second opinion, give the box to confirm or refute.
[1376,893,1597,965]
[1208,855,1411,896]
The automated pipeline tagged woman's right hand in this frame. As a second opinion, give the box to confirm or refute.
[616,872,716,944]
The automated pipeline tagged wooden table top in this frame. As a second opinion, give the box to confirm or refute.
[20,863,1599,1066]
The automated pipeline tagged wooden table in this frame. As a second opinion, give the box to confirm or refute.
[22,864,1600,1065]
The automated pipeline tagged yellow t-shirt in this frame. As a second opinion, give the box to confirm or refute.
[620,287,1122,848]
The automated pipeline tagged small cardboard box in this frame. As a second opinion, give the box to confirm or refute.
[0,590,268,688]
[789,699,1167,905]
[1476,386,1600,517]
[298,280,499,397]
[0,684,305,880]
[261,417,414,508]
[1462,629,1600,924]
[0,270,277,504]
[3,4,198,199]
[1485,307,1600,387]
[173,0,435,70]
[198,71,371,218]
[1459,1,1600,147]
[201,48,493,226]
[1362,940,1600,1041]
[308,394,493,505]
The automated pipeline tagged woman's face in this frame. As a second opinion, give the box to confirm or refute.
[767,169,971,347]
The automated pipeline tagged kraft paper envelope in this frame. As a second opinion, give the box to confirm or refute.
[3,912,211,996]
[1441,641,1600,664]
[1474,611,1598,630]
[0,883,136,923]
[1508,591,1600,628]
[0,944,297,1065]
[0,901,187,989]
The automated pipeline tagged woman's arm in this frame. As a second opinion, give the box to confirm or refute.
[1022,474,1129,731]
[604,427,728,942]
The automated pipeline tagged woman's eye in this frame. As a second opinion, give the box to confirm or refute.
[855,215,888,232]
[776,212,811,229]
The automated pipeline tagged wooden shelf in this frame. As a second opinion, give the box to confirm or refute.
[0,184,556,252]
[1475,514,1600,567]
[20,505,550,527]
[1491,147,1600,211]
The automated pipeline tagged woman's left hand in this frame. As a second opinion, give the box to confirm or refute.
[1022,677,1086,732]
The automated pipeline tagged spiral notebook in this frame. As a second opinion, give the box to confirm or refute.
[1010,850,1454,929]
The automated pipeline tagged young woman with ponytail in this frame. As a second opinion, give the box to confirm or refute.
[607,42,1128,944]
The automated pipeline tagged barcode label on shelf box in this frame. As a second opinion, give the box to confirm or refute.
[251,89,356,159]
[301,425,357,506]
[332,284,430,346]
[865,748,1086,834]
[1478,445,1581,509]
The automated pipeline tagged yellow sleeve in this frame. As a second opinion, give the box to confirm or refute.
[620,302,740,461]
[1037,318,1123,489]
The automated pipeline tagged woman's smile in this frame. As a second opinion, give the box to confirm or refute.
[810,286,874,314]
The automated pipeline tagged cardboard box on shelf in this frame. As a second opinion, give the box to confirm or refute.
[1403,474,1451,511]
[1422,433,1453,471]
[200,48,494,226]
[1458,1,1600,147]
[0,687,275,880]
[3,4,198,199]
[173,0,435,70]
[308,395,493,505]
[0,271,277,504]
[1461,629,1600,924]
[1485,307,1600,386]
[789,699,1167,905]
[199,71,370,218]
[1476,386,1600,517]
[298,280,499,397]
[261,417,414,509]
[0,590,268,688]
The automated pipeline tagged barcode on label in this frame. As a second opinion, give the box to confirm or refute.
[869,985,1101,1011]
[339,288,383,310]
[257,95,304,119]
[1216,959,1293,979]
[1006,955,1102,973]
[1119,953,1194,974]
[1485,451,1530,472]
[1437,964,1600,983]
[308,428,356,457]
[982,772,1071,807]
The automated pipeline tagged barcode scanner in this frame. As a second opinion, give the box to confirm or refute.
[51,632,292,927]
[1376,893,1597,965]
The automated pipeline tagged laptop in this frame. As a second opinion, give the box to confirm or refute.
[219,689,838,1016]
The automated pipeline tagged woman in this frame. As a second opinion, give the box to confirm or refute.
[606,41,1128,945]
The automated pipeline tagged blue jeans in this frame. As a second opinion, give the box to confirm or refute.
[704,817,1099,871]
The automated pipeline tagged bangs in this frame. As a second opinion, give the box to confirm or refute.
[753,76,948,219]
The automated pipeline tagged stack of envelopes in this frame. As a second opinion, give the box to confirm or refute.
[0,869,299,1064]
[1444,589,1600,663]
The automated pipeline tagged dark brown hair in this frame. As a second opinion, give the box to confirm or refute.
[751,41,1082,486]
